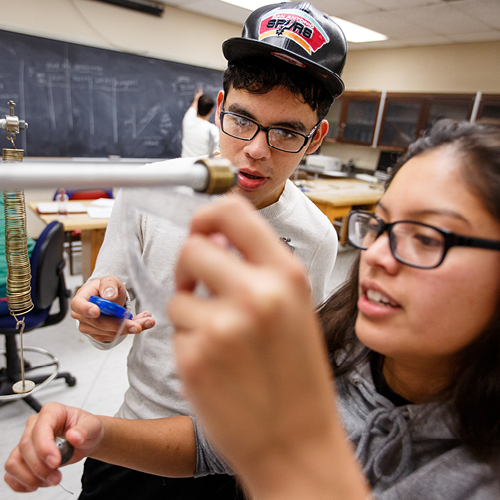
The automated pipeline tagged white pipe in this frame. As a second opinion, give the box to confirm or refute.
[0,158,236,193]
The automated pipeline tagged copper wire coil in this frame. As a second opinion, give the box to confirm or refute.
[2,148,24,162]
[3,177,34,315]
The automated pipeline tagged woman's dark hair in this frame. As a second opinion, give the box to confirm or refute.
[223,57,334,121]
[320,119,500,461]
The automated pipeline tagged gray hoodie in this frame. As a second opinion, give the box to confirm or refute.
[195,357,500,499]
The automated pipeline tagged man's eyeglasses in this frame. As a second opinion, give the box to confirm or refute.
[348,210,500,269]
[219,110,321,154]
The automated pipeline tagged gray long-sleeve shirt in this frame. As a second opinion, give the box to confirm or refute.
[194,357,500,498]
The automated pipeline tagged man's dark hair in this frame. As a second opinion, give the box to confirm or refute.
[198,94,215,117]
[223,57,334,121]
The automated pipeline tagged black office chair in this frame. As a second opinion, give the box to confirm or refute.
[0,221,76,412]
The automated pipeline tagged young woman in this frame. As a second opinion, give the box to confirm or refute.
[5,120,500,499]
[318,119,500,497]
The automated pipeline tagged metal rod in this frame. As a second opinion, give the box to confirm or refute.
[0,158,237,194]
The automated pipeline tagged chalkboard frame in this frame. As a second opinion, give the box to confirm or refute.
[0,29,224,158]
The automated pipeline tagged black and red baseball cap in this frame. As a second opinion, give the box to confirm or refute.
[222,2,347,99]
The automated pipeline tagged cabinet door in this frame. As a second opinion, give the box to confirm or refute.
[325,98,342,139]
[378,98,423,149]
[422,94,475,131]
[325,93,380,145]
[425,100,473,130]
[342,99,379,144]
[477,95,500,125]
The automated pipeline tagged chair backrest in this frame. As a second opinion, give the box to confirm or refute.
[52,189,113,201]
[30,221,65,310]
[0,221,68,333]
[69,189,113,200]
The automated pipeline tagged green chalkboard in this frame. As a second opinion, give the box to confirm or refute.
[0,29,223,158]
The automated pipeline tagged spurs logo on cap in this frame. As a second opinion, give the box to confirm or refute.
[259,8,330,55]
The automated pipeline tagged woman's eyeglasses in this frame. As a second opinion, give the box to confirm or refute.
[348,210,500,269]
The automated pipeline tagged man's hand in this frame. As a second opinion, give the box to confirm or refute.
[190,87,203,109]
[71,277,155,343]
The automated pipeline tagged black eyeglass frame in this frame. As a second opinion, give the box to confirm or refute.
[348,210,500,269]
[219,109,321,154]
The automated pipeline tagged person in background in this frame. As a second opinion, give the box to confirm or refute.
[0,194,36,316]
[6,120,500,500]
[67,2,347,498]
[180,87,219,158]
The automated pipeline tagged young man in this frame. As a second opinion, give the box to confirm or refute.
[181,87,220,158]
[70,2,347,498]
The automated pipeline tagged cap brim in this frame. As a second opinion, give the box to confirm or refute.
[223,37,344,99]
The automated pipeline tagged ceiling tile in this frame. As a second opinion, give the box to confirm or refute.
[158,0,189,6]
[394,35,452,46]
[452,0,500,28]
[395,4,493,35]
[311,0,378,18]
[447,30,500,43]
[360,0,440,9]
[349,11,437,39]
[348,38,407,51]
[155,0,500,48]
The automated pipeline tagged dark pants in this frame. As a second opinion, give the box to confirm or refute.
[79,458,246,500]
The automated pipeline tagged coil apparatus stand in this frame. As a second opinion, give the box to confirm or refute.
[2,100,36,394]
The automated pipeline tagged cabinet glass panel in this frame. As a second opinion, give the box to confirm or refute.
[425,102,471,130]
[478,102,500,125]
[325,99,342,139]
[380,101,421,148]
[343,100,378,143]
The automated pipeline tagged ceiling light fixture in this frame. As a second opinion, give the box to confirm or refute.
[220,0,286,10]
[330,16,387,43]
[219,0,387,43]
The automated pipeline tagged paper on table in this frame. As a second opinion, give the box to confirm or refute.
[86,206,113,219]
[90,198,115,208]
[36,202,87,214]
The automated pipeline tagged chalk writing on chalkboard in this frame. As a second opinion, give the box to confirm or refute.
[0,29,223,158]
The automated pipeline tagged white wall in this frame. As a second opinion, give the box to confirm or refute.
[0,0,240,70]
[344,41,500,94]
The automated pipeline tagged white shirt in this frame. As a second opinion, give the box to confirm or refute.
[86,171,339,421]
[181,107,220,158]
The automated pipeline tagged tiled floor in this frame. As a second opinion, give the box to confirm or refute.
[0,244,358,499]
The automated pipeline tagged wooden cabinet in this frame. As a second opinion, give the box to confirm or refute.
[424,95,474,129]
[324,91,482,151]
[378,95,424,149]
[325,98,342,140]
[378,93,475,150]
[476,94,500,125]
[325,91,381,146]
